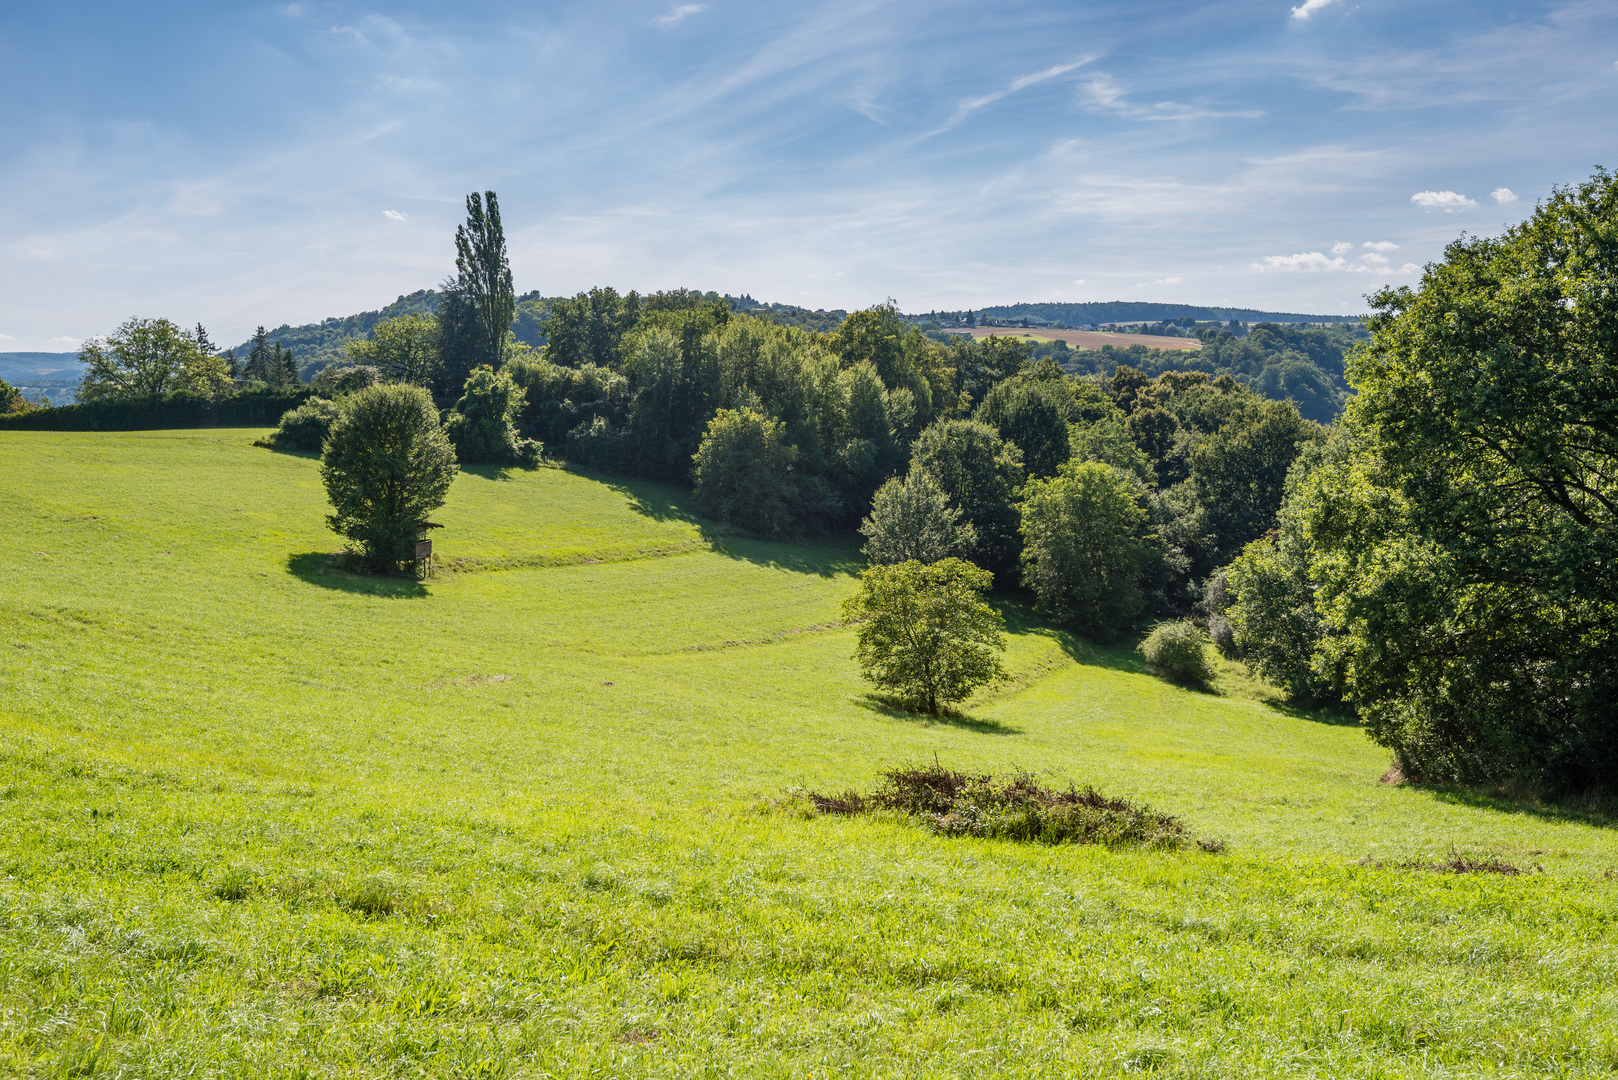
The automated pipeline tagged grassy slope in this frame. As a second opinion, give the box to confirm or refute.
[2,429,1615,1078]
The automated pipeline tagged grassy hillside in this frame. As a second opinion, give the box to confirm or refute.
[2,430,1615,1077]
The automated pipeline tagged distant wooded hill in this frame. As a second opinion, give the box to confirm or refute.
[229,291,1354,372]
[958,302,1360,326]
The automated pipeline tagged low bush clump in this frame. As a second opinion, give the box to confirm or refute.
[1138,619,1217,688]
[270,398,341,452]
[808,764,1188,848]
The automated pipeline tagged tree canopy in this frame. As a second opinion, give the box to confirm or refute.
[77,317,230,401]
[1296,168,1618,789]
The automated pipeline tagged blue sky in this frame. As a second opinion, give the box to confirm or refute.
[1,0,1615,350]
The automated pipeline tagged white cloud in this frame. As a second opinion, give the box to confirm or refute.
[46,336,80,348]
[1254,251,1420,276]
[1073,279,1087,285]
[1255,251,1356,272]
[1079,74,1261,122]
[1290,0,1339,20]
[652,4,705,29]
[1491,187,1519,203]
[383,209,409,221]
[1330,241,1352,255]
[0,333,15,342]
[1134,277,1182,286]
[1363,240,1399,251]
[931,56,1093,134]
[1411,190,1477,211]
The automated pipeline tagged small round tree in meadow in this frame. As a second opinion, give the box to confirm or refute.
[320,383,458,572]
[841,558,1006,714]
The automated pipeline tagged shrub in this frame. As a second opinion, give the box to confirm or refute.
[1138,619,1216,689]
[271,398,341,452]
[809,765,1187,848]
[320,384,459,572]
[841,558,1005,713]
[444,365,540,465]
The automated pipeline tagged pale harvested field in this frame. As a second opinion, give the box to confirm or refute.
[950,327,1205,351]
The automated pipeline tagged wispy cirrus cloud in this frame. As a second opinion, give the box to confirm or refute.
[383,209,408,221]
[929,56,1094,135]
[1080,73,1262,122]
[652,4,705,29]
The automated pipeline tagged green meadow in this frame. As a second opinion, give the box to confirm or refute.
[3,428,1616,1078]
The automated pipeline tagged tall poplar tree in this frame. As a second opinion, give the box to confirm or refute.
[454,190,514,371]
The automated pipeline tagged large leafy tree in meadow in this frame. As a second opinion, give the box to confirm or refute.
[76,317,230,401]
[1302,168,1618,788]
[842,558,1006,714]
[321,384,459,572]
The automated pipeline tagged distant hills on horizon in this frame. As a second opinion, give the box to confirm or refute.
[5,295,1361,381]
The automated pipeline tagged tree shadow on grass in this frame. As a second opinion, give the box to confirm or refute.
[853,694,1022,735]
[1400,780,1618,831]
[577,466,866,579]
[995,600,1157,677]
[287,553,427,598]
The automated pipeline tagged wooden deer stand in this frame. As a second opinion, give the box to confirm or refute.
[413,521,443,579]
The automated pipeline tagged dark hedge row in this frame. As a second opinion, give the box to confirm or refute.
[0,387,317,431]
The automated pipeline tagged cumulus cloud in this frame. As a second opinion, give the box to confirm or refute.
[1491,187,1519,203]
[1254,251,1419,276]
[1411,190,1477,211]
[1074,279,1087,285]
[1363,240,1399,251]
[0,333,16,342]
[1290,0,1339,20]
[652,4,705,28]
[383,209,408,221]
[1330,241,1352,255]
[46,336,80,348]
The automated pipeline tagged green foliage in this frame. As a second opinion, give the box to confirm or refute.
[0,376,44,414]
[974,373,1073,478]
[1068,415,1153,484]
[227,289,439,365]
[343,313,440,385]
[1138,619,1217,689]
[1190,398,1323,555]
[858,469,977,566]
[77,317,229,401]
[909,419,1025,578]
[1302,168,1618,790]
[320,383,459,571]
[691,407,798,535]
[271,398,341,452]
[453,191,516,371]
[1020,461,1164,638]
[841,557,1006,713]
[444,365,539,466]
[0,385,316,431]
[542,286,643,369]
[312,363,380,394]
